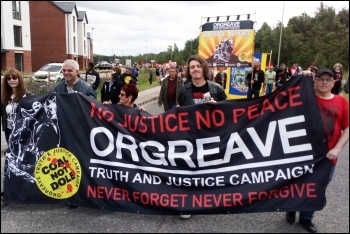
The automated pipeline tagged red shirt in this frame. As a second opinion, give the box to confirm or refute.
[167,78,177,103]
[316,95,349,164]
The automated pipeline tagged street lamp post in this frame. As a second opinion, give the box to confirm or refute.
[91,28,95,63]
[146,46,148,66]
[277,1,285,67]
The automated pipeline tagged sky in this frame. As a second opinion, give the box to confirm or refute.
[69,1,348,57]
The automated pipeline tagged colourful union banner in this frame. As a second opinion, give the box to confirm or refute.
[198,20,255,100]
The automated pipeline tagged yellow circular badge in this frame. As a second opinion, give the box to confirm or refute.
[35,148,81,199]
[238,52,247,62]
[124,75,132,84]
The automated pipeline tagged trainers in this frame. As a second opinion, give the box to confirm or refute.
[180,214,191,219]
[286,211,296,224]
[299,219,317,233]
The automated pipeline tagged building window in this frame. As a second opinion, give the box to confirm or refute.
[73,16,75,33]
[12,1,21,20]
[15,53,24,71]
[73,36,76,53]
[84,40,86,54]
[14,26,22,47]
[84,23,85,36]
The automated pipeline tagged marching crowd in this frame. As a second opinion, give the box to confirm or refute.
[1,56,349,233]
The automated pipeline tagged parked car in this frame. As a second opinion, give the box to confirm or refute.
[96,62,113,70]
[32,63,64,82]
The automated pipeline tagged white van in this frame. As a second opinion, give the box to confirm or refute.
[32,63,64,82]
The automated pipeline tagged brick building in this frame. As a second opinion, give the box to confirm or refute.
[1,1,92,73]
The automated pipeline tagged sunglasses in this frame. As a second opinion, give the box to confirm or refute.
[120,93,126,97]
[7,76,18,81]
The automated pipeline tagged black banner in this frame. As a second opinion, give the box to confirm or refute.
[201,20,254,31]
[4,76,329,215]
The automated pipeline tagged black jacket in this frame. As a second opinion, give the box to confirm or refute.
[101,76,124,103]
[177,81,226,106]
[246,69,265,90]
[1,91,33,131]
[85,69,101,90]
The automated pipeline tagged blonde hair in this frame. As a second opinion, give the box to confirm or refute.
[333,63,342,70]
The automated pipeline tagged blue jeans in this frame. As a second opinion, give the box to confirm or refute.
[266,83,274,95]
[247,88,260,99]
[299,164,336,221]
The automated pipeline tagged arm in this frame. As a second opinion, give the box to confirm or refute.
[100,82,106,102]
[345,75,349,93]
[92,72,100,90]
[327,127,349,160]
[158,80,165,106]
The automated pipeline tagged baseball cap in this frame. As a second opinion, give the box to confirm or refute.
[316,68,334,78]
[125,66,132,70]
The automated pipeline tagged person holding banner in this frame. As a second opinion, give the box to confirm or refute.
[118,84,145,112]
[286,69,349,233]
[1,68,33,201]
[246,61,265,99]
[177,55,226,107]
[54,59,96,99]
[176,55,226,219]
[1,69,32,143]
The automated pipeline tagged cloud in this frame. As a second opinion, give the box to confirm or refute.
[68,1,349,57]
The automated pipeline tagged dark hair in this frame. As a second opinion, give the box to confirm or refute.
[113,66,122,76]
[121,84,139,103]
[1,68,27,104]
[278,72,287,81]
[88,62,94,67]
[186,55,210,81]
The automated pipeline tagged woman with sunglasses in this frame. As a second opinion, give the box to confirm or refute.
[118,84,145,111]
[1,68,32,144]
[1,68,32,201]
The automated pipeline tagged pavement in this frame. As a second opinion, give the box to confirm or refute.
[135,85,161,106]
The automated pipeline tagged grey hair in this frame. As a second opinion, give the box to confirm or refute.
[63,59,79,70]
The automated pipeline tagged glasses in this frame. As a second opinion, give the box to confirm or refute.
[7,76,18,81]
[62,69,74,72]
[315,78,334,83]
[120,93,126,97]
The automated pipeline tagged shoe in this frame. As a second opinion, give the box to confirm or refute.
[286,211,296,224]
[68,205,78,209]
[1,191,8,205]
[299,219,317,233]
[180,214,191,219]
